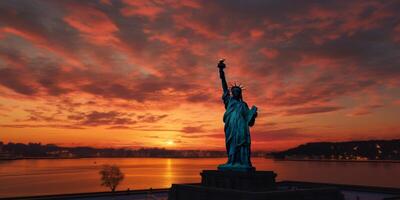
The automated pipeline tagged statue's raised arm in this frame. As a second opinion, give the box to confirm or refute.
[218,59,229,94]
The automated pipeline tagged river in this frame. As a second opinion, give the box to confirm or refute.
[0,157,399,198]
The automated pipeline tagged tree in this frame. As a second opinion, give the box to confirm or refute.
[99,164,124,192]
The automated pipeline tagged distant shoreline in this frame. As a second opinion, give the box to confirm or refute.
[274,158,400,163]
[1,157,400,163]
[0,156,229,161]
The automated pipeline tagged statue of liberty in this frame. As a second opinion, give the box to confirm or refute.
[217,59,258,172]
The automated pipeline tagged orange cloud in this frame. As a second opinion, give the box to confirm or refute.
[64,4,120,46]
[121,1,164,20]
[260,48,279,59]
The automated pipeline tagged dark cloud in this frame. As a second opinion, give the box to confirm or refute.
[137,114,168,123]
[348,104,384,116]
[252,128,311,141]
[36,65,71,96]
[0,124,84,129]
[284,105,344,116]
[181,133,224,139]
[186,93,212,103]
[181,125,206,133]
[266,76,376,107]
[106,125,132,130]
[21,108,62,122]
[68,111,136,126]
[0,68,37,95]
[81,83,138,101]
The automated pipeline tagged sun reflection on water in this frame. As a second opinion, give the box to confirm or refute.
[164,158,173,183]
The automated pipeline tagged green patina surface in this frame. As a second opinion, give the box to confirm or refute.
[217,60,257,172]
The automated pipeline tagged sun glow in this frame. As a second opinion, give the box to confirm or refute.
[165,140,174,146]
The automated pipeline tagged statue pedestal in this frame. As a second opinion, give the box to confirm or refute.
[168,170,344,200]
[201,170,276,191]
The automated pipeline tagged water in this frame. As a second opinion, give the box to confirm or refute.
[0,158,399,198]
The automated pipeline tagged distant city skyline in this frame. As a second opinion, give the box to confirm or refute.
[0,1,400,151]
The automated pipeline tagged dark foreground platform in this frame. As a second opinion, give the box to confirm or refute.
[169,184,344,200]
[2,181,400,200]
[169,170,344,200]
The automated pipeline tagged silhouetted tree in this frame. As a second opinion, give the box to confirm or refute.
[99,164,124,192]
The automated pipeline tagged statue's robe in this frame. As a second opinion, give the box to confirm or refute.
[222,91,256,168]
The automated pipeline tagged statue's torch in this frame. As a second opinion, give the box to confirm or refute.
[218,59,226,69]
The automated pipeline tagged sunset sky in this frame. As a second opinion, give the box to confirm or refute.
[0,0,399,151]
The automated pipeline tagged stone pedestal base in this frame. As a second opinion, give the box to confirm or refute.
[201,170,276,191]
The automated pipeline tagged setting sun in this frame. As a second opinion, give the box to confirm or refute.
[166,140,175,146]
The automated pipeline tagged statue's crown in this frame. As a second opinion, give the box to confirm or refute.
[230,82,245,91]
